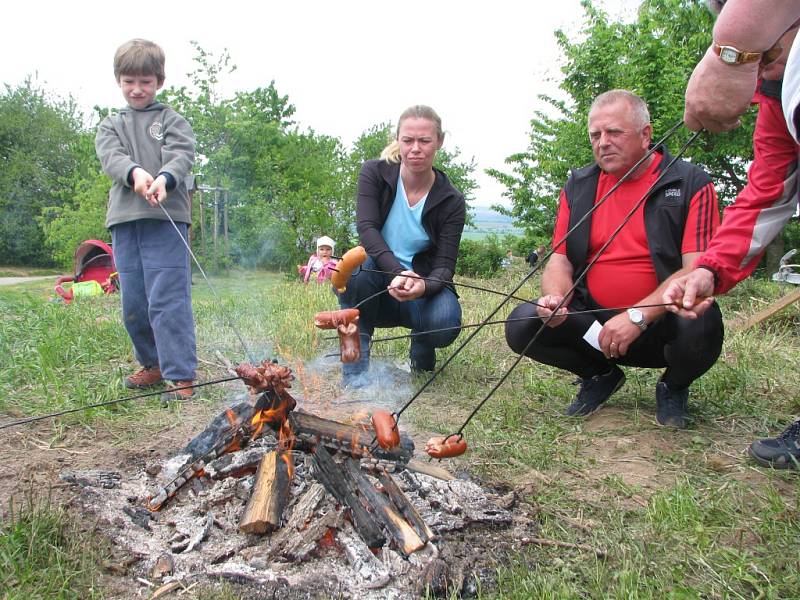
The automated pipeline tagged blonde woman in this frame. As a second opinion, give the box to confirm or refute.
[337,105,466,386]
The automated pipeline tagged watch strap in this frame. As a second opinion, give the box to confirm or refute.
[712,43,763,64]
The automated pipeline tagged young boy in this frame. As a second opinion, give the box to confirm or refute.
[96,38,197,402]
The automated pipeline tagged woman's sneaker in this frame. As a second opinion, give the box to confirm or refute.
[125,367,162,389]
[565,366,625,416]
[748,419,800,469]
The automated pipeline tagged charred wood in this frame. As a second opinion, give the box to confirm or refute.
[311,445,385,548]
[377,470,435,543]
[343,459,425,556]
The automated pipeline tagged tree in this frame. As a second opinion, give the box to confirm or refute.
[0,80,93,265]
[489,0,755,240]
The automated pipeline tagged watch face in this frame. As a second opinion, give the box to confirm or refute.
[628,308,644,323]
[720,47,739,63]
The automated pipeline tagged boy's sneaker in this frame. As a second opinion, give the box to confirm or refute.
[565,366,625,416]
[655,381,690,429]
[748,420,800,469]
[125,367,162,389]
[161,381,195,403]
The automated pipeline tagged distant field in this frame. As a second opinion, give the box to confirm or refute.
[465,205,522,240]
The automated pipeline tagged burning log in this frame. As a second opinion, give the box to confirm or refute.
[148,424,251,511]
[239,451,292,534]
[343,459,425,556]
[377,470,435,543]
[289,411,413,465]
[312,445,386,549]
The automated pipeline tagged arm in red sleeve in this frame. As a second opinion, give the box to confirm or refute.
[696,93,799,294]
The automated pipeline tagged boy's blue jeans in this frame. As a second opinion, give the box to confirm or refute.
[336,257,462,375]
[111,219,197,382]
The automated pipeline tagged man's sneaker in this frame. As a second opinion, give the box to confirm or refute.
[565,366,625,416]
[655,381,690,429]
[161,381,194,403]
[748,420,800,469]
[125,367,162,389]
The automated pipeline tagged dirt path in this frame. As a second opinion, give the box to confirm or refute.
[0,275,53,286]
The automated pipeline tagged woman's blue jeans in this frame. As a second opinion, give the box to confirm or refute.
[336,257,462,378]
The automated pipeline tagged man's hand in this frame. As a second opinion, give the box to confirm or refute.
[145,175,168,207]
[662,268,717,319]
[536,294,569,328]
[597,313,642,359]
[684,47,758,132]
[131,167,154,199]
[388,270,425,301]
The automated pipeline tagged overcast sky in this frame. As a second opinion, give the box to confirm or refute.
[3,0,636,207]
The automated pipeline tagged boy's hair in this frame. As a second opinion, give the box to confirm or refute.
[114,39,166,83]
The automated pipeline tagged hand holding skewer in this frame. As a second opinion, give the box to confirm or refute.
[662,268,716,319]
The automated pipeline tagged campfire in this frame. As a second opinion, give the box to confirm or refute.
[61,360,534,598]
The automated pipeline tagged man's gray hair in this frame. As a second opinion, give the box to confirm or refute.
[589,90,651,130]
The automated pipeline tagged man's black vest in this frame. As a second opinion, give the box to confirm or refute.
[563,146,713,306]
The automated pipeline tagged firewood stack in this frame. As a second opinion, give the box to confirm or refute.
[148,360,440,557]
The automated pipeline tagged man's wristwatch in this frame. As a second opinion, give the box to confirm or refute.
[627,308,647,331]
[712,43,763,65]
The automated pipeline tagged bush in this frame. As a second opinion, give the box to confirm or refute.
[456,236,504,277]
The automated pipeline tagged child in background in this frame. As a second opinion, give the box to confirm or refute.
[95,38,197,401]
[299,236,337,283]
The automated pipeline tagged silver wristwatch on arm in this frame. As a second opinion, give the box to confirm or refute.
[627,307,647,331]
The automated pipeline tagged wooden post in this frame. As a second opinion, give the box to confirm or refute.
[730,286,800,332]
[213,189,219,255]
[239,450,291,534]
[198,189,206,256]
[223,189,229,254]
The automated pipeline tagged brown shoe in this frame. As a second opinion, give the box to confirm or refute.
[125,367,163,389]
[161,381,195,403]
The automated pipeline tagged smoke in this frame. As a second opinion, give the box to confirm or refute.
[299,353,414,414]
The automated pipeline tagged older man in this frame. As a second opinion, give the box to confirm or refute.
[505,90,724,428]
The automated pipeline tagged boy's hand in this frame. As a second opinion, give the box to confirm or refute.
[145,175,168,206]
[131,167,154,198]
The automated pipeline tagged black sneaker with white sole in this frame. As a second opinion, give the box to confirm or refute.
[565,366,625,416]
[748,419,800,469]
[655,381,690,429]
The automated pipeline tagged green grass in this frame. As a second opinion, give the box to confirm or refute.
[0,494,103,599]
[1,268,800,598]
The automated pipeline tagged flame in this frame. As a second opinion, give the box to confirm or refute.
[280,450,295,480]
[249,392,296,480]
[225,408,237,428]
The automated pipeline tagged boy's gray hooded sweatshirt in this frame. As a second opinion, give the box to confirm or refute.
[96,102,195,228]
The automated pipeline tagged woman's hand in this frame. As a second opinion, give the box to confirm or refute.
[388,270,425,301]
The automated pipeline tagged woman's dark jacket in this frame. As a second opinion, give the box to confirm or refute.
[356,159,466,297]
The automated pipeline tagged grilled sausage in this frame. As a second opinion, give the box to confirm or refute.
[314,308,360,329]
[331,246,367,292]
[371,410,400,449]
[338,322,361,363]
[425,435,467,458]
